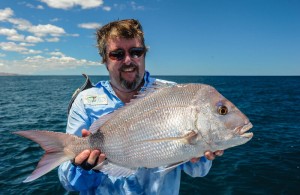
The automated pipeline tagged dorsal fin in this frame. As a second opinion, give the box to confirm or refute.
[128,79,176,105]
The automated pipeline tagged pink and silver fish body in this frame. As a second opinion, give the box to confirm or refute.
[14,82,253,182]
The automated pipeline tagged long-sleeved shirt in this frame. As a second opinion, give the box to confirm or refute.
[58,71,212,195]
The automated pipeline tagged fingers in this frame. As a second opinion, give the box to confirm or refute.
[204,151,215,160]
[215,150,224,156]
[204,150,224,160]
[97,153,106,164]
[73,149,105,170]
[190,157,200,163]
[74,150,91,165]
[81,129,90,137]
[71,129,105,170]
[87,150,100,165]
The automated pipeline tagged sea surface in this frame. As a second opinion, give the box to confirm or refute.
[0,76,299,195]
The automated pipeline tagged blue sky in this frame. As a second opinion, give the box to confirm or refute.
[0,0,299,75]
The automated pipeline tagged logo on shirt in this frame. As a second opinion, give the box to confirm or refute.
[83,94,108,105]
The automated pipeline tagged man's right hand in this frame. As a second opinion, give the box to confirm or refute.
[72,129,106,170]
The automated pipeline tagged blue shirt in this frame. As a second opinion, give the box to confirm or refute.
[58,71,212,195]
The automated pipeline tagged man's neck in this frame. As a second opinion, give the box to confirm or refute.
[114,90,138,103]
[111,80,144,103]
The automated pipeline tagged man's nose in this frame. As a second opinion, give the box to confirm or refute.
[123,52,132,65]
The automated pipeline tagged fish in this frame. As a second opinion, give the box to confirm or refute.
[13,82,253,182]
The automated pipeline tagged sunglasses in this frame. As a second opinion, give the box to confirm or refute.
[108,47,146,61]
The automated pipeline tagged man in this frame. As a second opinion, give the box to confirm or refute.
[58,19,223,194]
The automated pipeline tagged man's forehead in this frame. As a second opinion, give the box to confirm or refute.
[107,37,142,48]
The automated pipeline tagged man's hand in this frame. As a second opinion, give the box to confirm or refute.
[72,129,106,170]
[190,150,224,163]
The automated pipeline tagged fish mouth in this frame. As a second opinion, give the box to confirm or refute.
[235,122,253,139]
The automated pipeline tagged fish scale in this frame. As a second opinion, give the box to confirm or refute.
[95,86,202,168]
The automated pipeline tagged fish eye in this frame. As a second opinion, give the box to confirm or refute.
[218,105,228,115]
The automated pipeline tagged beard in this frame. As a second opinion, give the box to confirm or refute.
[119,63,143,91]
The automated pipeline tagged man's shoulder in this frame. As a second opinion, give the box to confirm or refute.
[74,80,109,96]
[67,74,109,115]
[154,78,177,85]
[146,73,176,86]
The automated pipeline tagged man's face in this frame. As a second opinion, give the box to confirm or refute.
[106,37,145,92]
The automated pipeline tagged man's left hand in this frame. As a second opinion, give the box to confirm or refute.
[190,150,224,163]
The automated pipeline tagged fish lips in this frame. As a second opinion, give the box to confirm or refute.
[234,122,254,139]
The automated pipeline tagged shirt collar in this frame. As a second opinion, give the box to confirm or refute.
[97,70,153,96]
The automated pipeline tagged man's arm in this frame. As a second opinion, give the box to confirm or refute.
[184,150,224,177]
[58,96,105,191]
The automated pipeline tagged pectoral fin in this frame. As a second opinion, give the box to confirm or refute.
[142,130,198,145]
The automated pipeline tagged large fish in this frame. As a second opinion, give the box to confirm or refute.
[14,82,253,182]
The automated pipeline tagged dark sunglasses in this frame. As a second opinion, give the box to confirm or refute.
[108,47,146,61]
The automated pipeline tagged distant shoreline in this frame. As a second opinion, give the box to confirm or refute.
[0,72,21,76]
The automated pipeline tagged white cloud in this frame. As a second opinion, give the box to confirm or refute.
[46,37,60,42]
[0,28,25,42]
[50,18,60,22]
[113,2,145,11]
[0,8,71,63]
[40,0,104,10]
[130,1,145,10]
[78,22,101,29]
[49,51,64,56]
[102,6,111,11]
[0,28,44,43]
[20,42,35,47]
[68,33,80,37]
[0,41,42,55]
[25,36,44,43]
[0,28,18,36]
[0,8,14,21]
[28,24,66,37]
[0,7,101,74]
[8,18,32,31]
[25,3,44,10]
[37,5,45,9]
[22,49,42,54]
[0,42,28,52]
[0,52,103,74]
[1,8,67,39]
[7,34,25,42]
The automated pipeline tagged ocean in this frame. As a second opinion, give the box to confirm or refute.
[0,76,299,195]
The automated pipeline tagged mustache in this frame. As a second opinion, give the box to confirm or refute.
[119,63,138,71]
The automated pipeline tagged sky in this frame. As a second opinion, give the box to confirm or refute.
[0,0,299,75]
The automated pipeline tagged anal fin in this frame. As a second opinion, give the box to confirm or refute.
[93,161,137,178]
[155,160,189,175]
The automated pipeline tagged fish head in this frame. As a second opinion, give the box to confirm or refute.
[194,85,253,151]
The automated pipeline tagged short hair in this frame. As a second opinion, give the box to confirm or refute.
[96,19,147,64]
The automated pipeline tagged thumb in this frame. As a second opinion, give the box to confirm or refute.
[81,129,91,137]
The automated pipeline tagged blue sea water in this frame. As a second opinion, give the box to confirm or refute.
[0,76,299,195]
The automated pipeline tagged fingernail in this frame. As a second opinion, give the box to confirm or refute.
[215,150,224,156]
[93,150,100,156]
[83,150,90,156]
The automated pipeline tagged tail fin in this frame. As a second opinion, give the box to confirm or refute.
[13,130,77,182]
